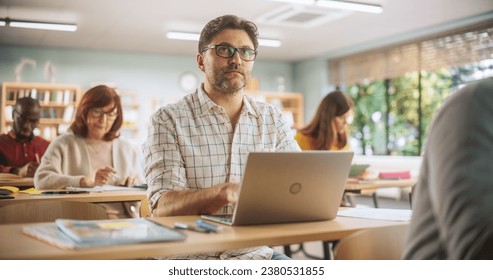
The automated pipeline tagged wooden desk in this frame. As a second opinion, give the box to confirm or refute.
[0,190,151,218]
[0,215,408,260]
[345,178,416,192]
[0,177,34,187]
[344,178,417,208]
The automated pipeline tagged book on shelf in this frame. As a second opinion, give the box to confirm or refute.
[63,90,72,105]
[62,105,75,122]
[48,107,57,118]
[6,90,15,101]
[40,108,48,118]
[43,90,50,104]
[31,88,37,99]
[4,106,13,121]
[55,90,64,104]
[42,126,58,140]
[23,218,186,249]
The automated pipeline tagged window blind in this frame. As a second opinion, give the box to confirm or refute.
[329,20,493,85]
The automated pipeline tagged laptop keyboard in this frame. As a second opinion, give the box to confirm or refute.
[201,214,233,225]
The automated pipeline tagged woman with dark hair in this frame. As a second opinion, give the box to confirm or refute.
[295,90,353,151]
[35,85,144,191]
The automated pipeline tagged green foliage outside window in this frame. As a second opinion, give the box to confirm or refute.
[347,63,491,156]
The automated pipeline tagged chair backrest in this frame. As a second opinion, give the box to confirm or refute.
[333,224,409,260]
[0,200,109,224]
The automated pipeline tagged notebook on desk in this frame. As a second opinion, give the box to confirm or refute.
[201,151,354,226]
[349,164,370,178]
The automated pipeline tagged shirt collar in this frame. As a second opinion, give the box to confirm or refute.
[7,130,17,140]
[196,84,258,118]
[241,95,258,117]
[197,85,218,116]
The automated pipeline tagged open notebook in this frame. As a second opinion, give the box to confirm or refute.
[202,151,353,226]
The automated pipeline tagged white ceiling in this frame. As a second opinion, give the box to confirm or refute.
[0,0,492,62]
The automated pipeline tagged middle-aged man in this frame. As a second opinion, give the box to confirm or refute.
[0,97,50,177]
[143,14,300,260]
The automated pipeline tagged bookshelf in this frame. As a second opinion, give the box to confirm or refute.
[246,91,304,129]
[1,82,81,141]
[117,91,139,140]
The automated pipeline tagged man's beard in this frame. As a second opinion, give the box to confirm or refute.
[213,65,248,95]
[14,127,34,142]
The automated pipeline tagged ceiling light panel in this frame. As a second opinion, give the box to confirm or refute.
[0,18,77,32]
[166,31,281,48]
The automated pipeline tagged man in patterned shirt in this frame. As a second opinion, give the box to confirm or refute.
[143,14,300,260]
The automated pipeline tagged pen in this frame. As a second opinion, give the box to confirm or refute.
[195,220,221,232]
[113,173,121,183]
[174,222,211,233]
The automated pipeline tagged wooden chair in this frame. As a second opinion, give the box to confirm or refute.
[0,200,109,224]
[333,224,409,260]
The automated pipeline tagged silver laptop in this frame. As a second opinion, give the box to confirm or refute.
[201,151,354,226]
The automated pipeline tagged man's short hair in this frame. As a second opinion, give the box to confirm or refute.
[16,97,40,109]
[198,14,259,53]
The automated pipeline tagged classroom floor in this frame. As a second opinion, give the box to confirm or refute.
[272,192,412,260]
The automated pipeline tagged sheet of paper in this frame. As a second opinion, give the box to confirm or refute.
[19,187,42,194]
[337,207,412,221]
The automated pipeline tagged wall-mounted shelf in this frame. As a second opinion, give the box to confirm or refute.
[117,91,139,140]
[1,82,81,141]
[246,91,304,129]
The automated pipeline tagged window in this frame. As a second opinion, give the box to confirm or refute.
[329,20,493,155]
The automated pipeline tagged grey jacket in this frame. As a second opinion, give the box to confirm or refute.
[403,78,493,259]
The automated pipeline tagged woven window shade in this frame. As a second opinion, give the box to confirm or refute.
[329,20,493,85]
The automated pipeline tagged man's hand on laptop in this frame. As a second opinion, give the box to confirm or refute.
[216,182,240,204]
[225,182,240,204]
[151,182,241,216]
[204,182,240,214]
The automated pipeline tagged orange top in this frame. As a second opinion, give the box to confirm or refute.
[294,131,349,151]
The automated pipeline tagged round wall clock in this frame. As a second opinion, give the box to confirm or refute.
[179,72,199,92]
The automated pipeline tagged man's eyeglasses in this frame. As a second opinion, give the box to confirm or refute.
[90,108,118,119]
[201,45,257,61]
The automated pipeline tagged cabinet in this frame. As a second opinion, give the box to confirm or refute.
[246,91,304,129]
[1,82,81,141]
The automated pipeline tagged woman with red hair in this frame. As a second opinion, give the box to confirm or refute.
[34,85,144,217]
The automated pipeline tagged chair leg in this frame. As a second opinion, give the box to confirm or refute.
[296,242,334,260]
[322,241,334,260]
[372,192,379,208]
[343,193,355,207]
[409,191,413,209]
[408,185,416,209]
[284,242,335,260]
[283,245,292,258]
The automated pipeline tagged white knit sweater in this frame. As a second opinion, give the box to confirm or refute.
[35,133,145,189]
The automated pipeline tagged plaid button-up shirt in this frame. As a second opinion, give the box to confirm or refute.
[143,86,300,259]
